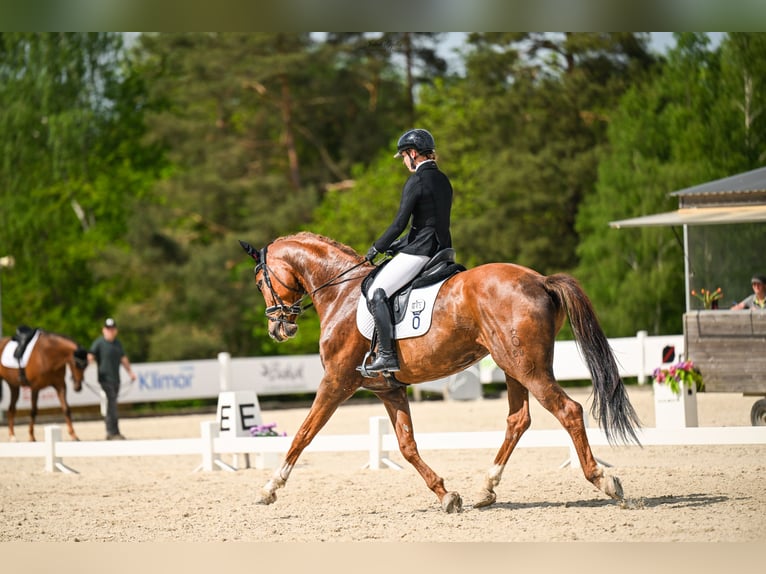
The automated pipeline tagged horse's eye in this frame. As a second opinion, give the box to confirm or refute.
[256,280,263,292]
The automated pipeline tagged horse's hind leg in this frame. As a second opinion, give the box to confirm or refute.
[526,373,623,500]
[376,385,462,513]
[474,375,531,508]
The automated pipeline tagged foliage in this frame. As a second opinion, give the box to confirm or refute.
[0,33,162,345]
[576,33,766,336]
[653,360,704,394]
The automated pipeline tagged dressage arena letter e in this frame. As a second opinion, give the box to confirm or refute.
[215,391,264,437]
[219,402,259,433]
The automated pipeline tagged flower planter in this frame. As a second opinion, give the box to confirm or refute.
[653,381,698,428]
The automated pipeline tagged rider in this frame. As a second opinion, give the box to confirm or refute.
[362,128,454,374]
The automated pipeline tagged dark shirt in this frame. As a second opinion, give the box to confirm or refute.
[89,336,126,384]
[373,161,453,257]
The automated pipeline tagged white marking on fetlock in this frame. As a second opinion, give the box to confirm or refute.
[260,463,293,503]
[484,463,505,490]
[474,464,504,508]
[603,474,624,500]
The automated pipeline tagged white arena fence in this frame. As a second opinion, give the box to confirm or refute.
[0,330,684,412]
[1,417,765,474]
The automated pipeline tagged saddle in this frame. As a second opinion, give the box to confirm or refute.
[357,249,465,390]
[11,325,38,384]
[362,248,465,324]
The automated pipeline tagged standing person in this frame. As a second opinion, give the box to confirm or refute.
[361,128,454,374]
[731,274,766,310]
[88,318,137,440]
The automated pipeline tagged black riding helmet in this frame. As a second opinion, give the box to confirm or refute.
[393,129,435,158]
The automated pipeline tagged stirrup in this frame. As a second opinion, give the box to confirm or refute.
[356,350,377,378]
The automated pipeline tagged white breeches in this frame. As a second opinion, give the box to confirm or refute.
[367,252,430,300]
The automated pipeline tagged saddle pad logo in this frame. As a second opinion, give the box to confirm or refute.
[356,279,448,341]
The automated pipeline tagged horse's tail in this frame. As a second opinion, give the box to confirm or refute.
[543,273,642,446]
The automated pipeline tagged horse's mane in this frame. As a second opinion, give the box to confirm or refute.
[286,231,363,261]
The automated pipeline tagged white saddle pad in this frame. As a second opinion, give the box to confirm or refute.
[356,279,449,340]
[1,330,41,368]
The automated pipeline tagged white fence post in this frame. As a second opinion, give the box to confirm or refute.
[218,352,231,391]
[636,330,648,385]
[366,416,402,470]
[44,425,77,474]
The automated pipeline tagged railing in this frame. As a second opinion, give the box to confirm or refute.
[2,416,764,474]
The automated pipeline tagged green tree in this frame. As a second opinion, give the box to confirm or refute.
[576,33,766,336]
[0,33,157,343]
[423,33,655,273]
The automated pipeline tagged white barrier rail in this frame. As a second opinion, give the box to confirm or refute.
[1,417,764,474]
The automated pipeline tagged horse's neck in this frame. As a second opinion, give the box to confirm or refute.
[279,237,362,303]
[39,334,73,366]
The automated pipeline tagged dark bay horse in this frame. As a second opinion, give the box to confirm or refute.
[0,331,89,441]
[240,232,641,512]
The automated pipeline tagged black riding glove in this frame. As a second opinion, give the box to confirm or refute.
[365,246,379,262]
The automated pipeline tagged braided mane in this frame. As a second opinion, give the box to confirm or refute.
[287,232,363,261]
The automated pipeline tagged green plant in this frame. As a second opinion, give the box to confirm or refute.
[691,287,723,309]
[653,360,704,394]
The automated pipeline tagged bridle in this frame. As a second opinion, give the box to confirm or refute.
[244,241,369,328]
[256,244,307,326]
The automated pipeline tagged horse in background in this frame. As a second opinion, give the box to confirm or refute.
[240,232,641,513]
[0,330,89,441]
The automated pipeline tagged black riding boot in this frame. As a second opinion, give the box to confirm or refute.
[366,288,400,373]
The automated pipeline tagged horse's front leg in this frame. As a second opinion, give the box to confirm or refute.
[7,384,20,442]
[55,385,79,441]
[376,386,462,513]
[259,380,355,505]
[474,375,531,508]
[28,388,39,442]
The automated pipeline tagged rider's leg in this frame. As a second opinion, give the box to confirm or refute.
[367,288,400,372]
[364,253,428,373]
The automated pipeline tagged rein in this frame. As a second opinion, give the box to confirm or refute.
[256,243,371,325]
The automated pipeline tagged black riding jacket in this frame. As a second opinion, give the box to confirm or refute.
[373,161,453,257]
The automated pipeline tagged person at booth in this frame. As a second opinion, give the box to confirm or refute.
[731,274,766,310]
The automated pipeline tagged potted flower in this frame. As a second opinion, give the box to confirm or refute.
[691,287,723,309]
[652,360,704,395]
[250,422,287,437]
[652,360,703,428]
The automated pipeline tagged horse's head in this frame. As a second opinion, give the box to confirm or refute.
[70,346,89,392]
[240,240,304,342]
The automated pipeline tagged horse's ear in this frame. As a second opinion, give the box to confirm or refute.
[239,240,260,262]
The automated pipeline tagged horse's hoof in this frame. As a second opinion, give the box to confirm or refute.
[441,492,463,513]
[473,489,497,508]
[603,474,624,500]
[258,490,277,505]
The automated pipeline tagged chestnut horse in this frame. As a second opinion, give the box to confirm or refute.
[0,331,89,441]
[240,232,641,512]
